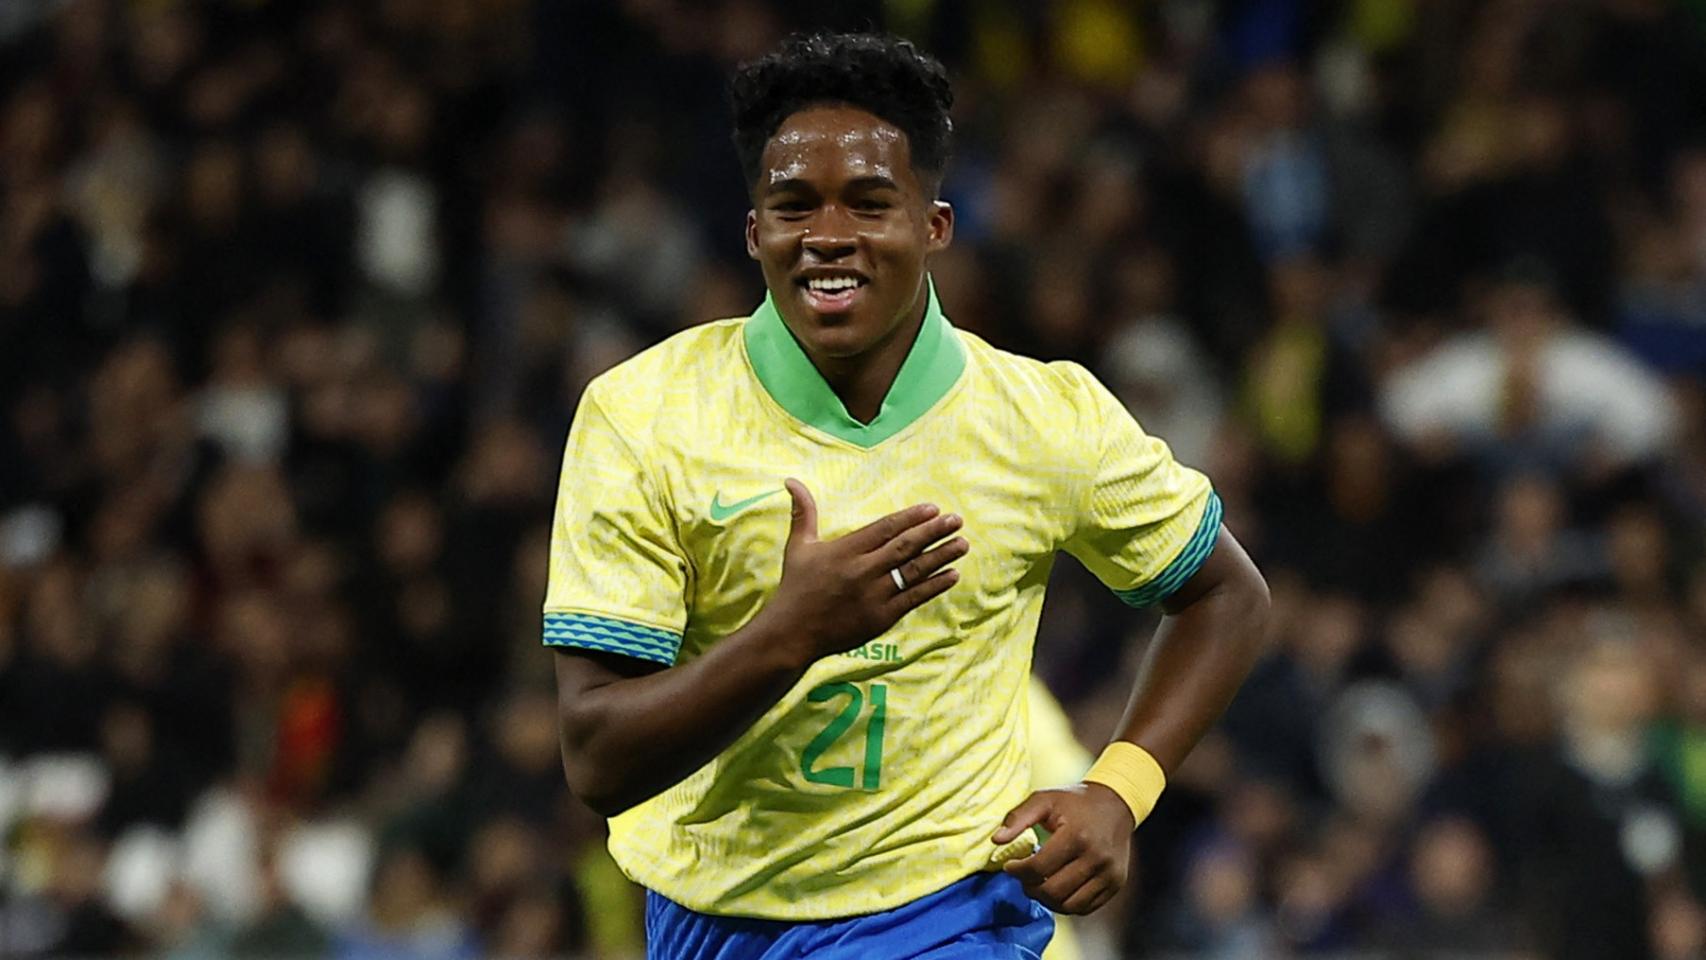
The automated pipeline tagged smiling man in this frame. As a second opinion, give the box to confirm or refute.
[545,32,1270,960]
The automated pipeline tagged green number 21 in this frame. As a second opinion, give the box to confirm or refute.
[800,682,887,790]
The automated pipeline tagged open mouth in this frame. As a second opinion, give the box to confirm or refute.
[798,273,869,314]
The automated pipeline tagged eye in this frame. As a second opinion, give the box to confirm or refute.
[853,198,892,212]
[769,199,813,216]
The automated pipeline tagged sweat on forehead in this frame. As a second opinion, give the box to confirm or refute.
[760,109,910,181]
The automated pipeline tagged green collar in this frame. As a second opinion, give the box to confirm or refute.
[743,278,966,447]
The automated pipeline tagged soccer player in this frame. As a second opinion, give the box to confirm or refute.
[546,32,1270,959]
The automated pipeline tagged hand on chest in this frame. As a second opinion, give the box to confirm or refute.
[673,446,1065,644]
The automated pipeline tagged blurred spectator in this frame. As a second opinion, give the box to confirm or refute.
[1381,260,1676,478]
[1319,681,1436,827]
[1475,471,1603,613]
[229,843,331,959]
[0,826,138,956]
[1164,840,1279,957]
[1098,247,1224,468]
[1242,255,1369,470]
[196,325,291,465]
[150,882,226,960]
[1377,816,1528,956]
[334,845,478,960]
[1507,629,1679,960]
[1221,587,1364,795]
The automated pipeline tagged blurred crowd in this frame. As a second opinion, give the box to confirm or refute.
[4,0,1706,958]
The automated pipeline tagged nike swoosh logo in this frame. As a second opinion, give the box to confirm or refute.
[709,488,783,522]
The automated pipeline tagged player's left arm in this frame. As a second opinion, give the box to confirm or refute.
[994,364,1270,916]
[995,529,1269,915]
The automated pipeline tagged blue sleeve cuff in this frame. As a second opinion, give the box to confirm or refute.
[543,612,680,665]
[1111,492,1223,609]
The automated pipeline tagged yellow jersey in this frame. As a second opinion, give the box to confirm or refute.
[544,283,1219,920]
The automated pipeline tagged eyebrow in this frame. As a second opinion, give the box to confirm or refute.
[764,175,902,194]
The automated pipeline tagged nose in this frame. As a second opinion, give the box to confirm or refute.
[802,207,857,262]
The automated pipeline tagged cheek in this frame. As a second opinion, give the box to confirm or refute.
[757,230,799,264]
[868,220,929,266]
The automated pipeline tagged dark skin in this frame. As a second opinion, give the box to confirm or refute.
[744,103,953,421]
[992,530,1269,913]
[554,103,1271,917]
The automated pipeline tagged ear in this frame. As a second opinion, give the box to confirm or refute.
[745,209,760,261]
[926,200,954,254]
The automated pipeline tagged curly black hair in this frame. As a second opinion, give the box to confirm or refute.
[729,32,954,195]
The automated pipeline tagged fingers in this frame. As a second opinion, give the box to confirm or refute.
[842,502,940,554]
[1004,788,1134,914]
[784,478,818,544]
[1022,855,1100,910]
[894,535,968,587]
[870,510,964,575]
[797,497,968,620]
[993,794,1053,844]
[1008,832,1124,915]
[1003,830,1078,887]
[1058,878,1114,916]
[887,568,960,615]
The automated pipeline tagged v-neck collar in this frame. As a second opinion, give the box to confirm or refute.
[742,278,966,448]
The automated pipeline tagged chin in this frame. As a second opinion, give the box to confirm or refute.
[800,322,877,359]
[778,301,873,354]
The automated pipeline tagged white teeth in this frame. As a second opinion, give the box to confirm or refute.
[806,277,861,292]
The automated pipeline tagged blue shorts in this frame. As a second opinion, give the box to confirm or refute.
[644,872,1054,959]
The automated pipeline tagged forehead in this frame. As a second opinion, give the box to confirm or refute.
[758,104,915,191]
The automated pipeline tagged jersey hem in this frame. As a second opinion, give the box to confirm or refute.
[630,864,985,922]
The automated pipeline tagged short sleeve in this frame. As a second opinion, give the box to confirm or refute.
[543,385,689,665]
[1059,366,1221,609]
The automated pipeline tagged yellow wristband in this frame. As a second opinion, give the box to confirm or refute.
[1082,741,1167,829]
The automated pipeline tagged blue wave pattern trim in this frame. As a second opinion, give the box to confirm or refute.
[1112,492,1224,609]
[543,612,680,665]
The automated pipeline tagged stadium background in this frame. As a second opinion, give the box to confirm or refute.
[3,0,1706,957]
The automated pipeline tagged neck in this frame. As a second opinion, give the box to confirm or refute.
[808,288,929,425]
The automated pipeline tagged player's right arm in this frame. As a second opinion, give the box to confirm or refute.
[547,388,966,817]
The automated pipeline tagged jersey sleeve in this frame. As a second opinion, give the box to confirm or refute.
[1058,364,1221,608]
[543,383,689,665]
